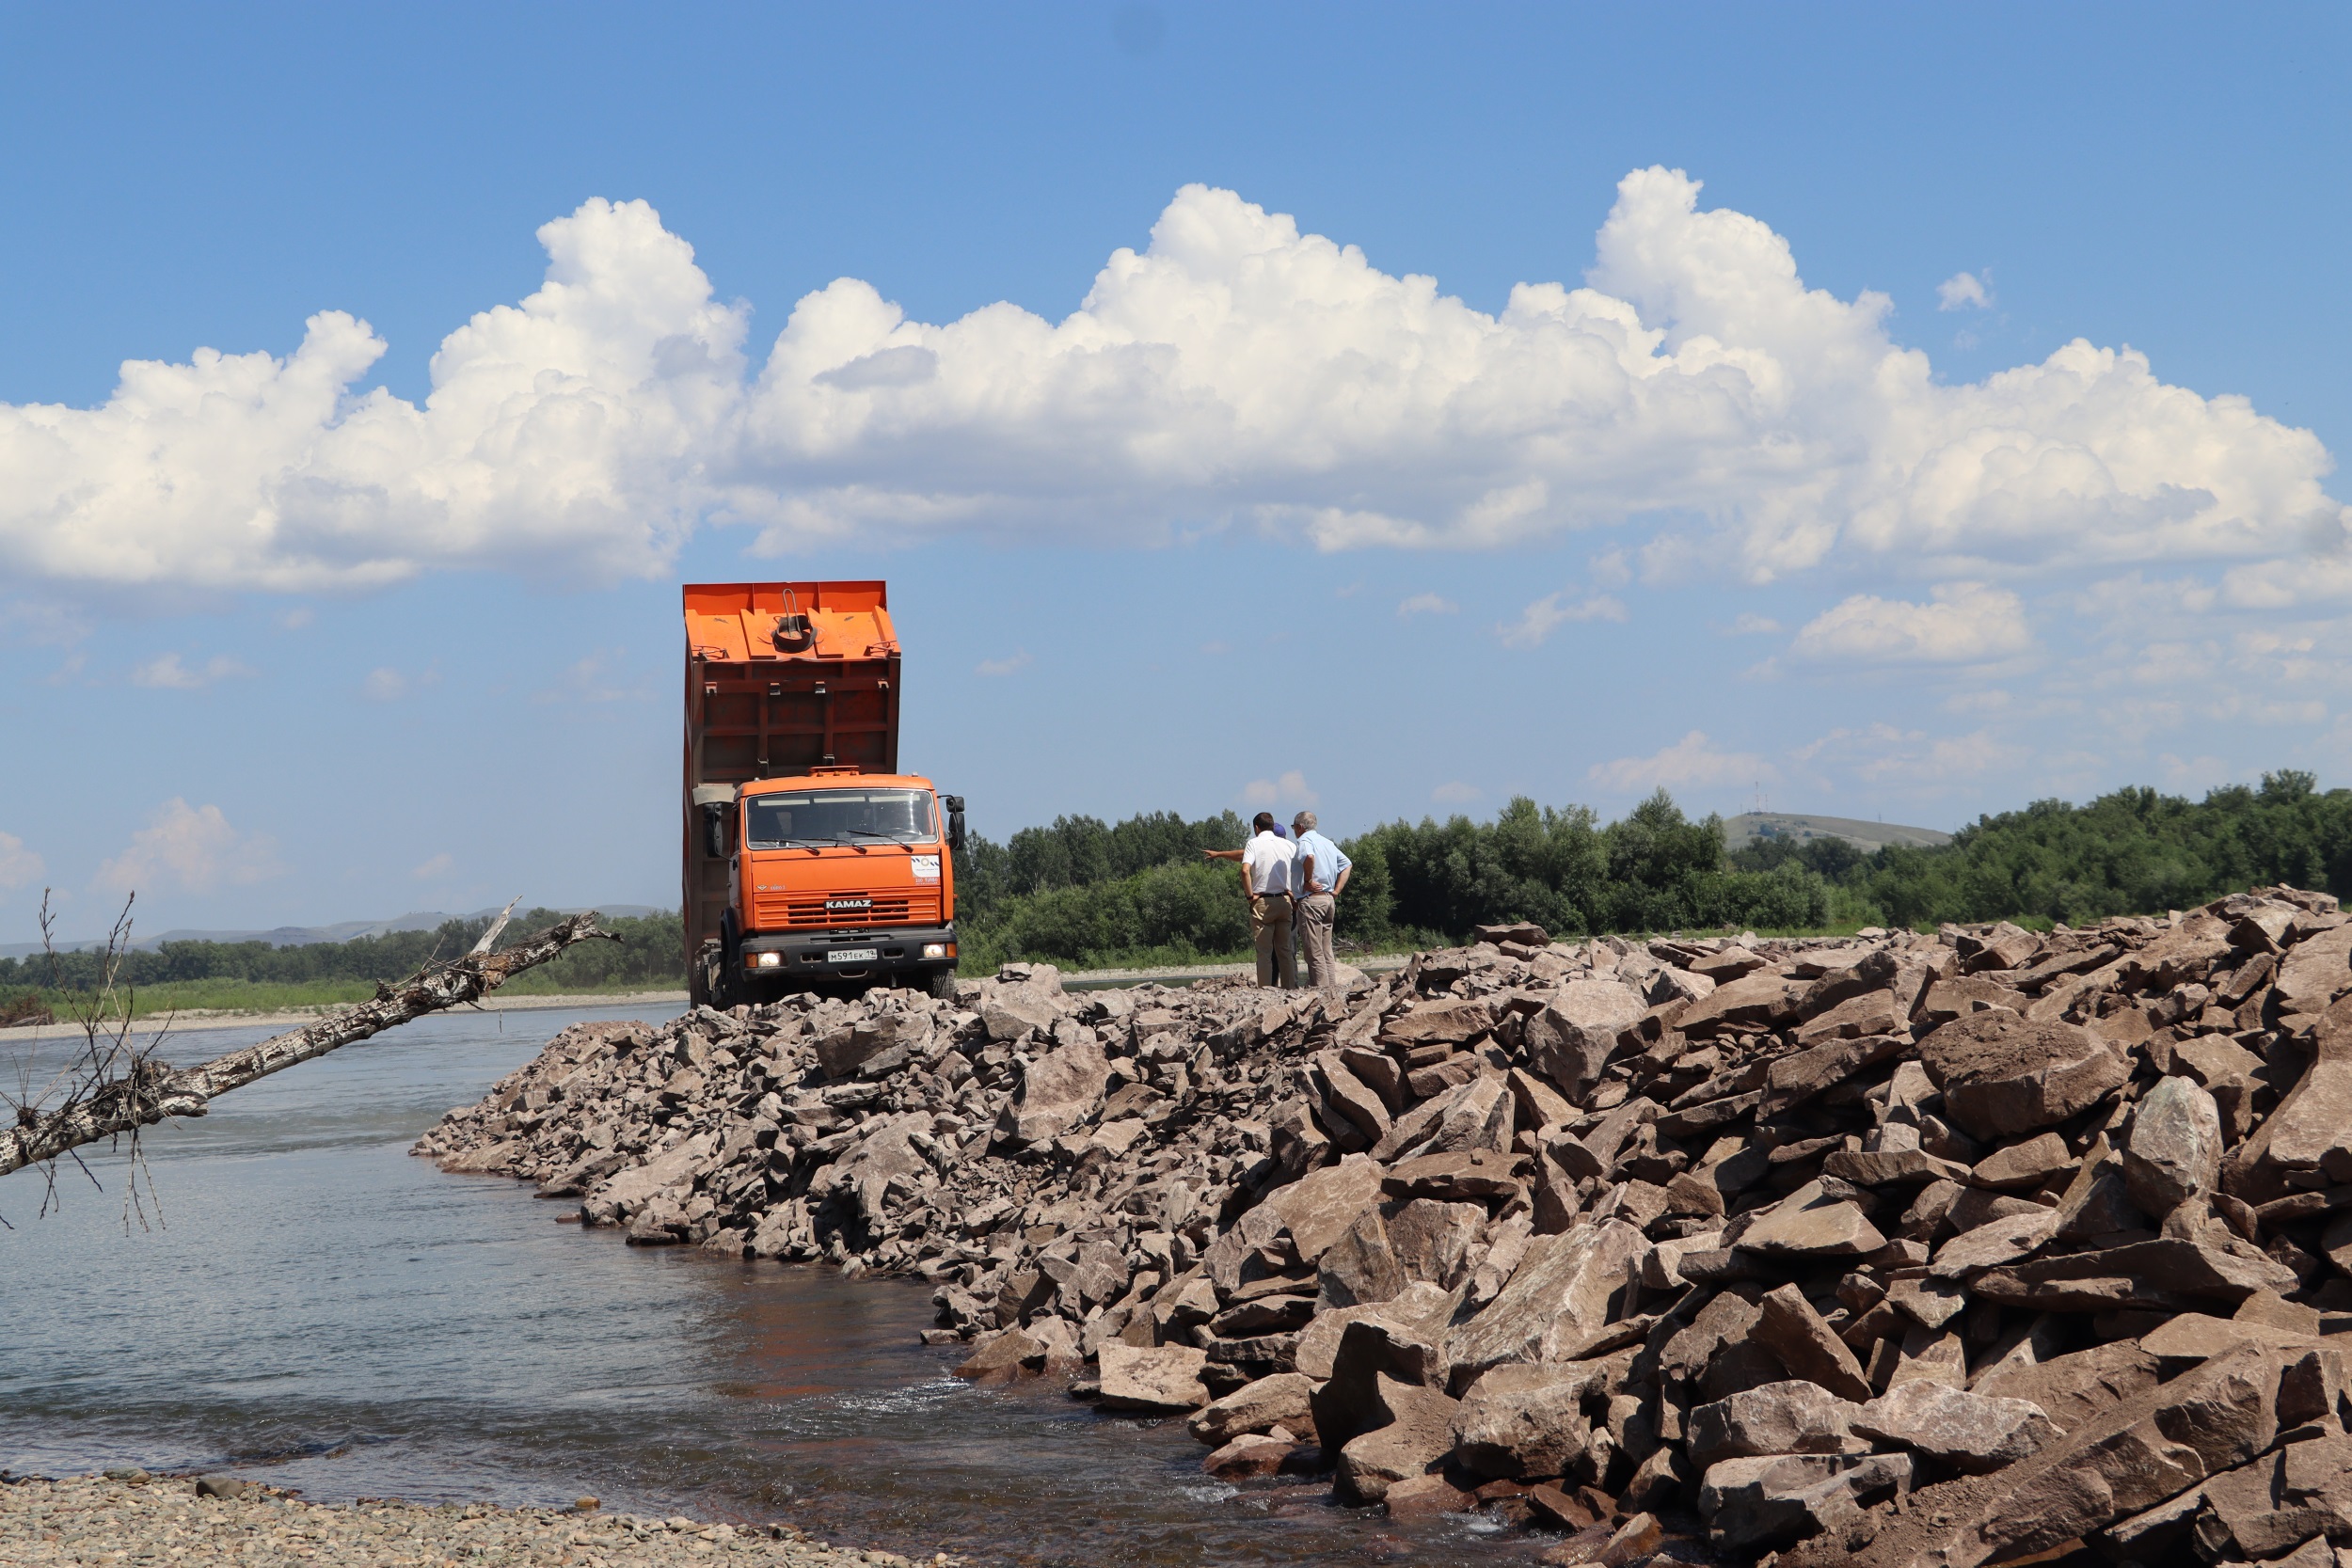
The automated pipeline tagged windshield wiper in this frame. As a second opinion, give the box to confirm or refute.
[841,829,913,848]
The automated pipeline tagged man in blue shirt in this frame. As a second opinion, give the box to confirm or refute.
[1289,810,1353,990]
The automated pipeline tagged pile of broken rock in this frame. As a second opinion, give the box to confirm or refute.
[416,885,2352,1566]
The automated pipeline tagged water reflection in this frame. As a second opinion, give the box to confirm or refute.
[1,1005,1532,1565]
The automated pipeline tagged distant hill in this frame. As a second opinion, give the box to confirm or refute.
[0,905,667,959]
[1722,812,1951,854]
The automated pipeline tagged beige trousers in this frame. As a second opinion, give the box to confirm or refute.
[1250,893,1296,988]
[1295,892,1338,990]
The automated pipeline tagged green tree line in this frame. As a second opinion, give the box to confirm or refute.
[13,772,2350,999]
[1731,769,2352,929]
[0,909,685,1003]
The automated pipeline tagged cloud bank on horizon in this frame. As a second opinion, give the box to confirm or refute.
[3,166,2341,609]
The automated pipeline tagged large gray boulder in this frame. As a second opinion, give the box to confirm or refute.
[2122,1073,2223,1214]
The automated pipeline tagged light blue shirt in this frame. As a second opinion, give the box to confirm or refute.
[1293,830,1351,896]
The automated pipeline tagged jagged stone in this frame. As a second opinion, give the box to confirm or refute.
[1686,1380,1858,1467]
[1698,1451,1913,1552]
[1917,1013,2130,1140]
[997,1038,1108,1146]
[1097,1342,1210,1412]
[1752,1284,1872,1402]
[1386,1198,1486,1289]
[1443,1219,1647,1379]
[1523,980,1645,1097]
[2123,1073,2223,1214]
[1334,1374,1461,1504]
[1187,1371,1317,1444]
[1452,1361,1592,1480]
[1738,1180,1886,1259]
[1269,1153,1386,1264]
[1851,1379,2057,1473]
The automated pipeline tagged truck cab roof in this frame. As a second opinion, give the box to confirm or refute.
[739,773,935,798]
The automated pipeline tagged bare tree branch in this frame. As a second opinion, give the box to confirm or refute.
[2,910,617,1180]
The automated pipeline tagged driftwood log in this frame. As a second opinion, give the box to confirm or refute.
[1,909,616,1179]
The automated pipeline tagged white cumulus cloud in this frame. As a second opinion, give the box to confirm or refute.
[131,652,253,689]
[1396,593,1458,617]
[1588,731,1772,794]
[1497,591,1629,649]
[96,799,283,895]
[1791,583,2030,665]
[1243,770,1317,809]
[0,831,44,890]
[975,650,1033,677]
[0,173,2335,594]
[1937,271,1991,310]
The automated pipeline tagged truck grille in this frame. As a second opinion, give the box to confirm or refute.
[754,890,941,928]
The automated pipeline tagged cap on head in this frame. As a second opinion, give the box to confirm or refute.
[1292,811,1317,832]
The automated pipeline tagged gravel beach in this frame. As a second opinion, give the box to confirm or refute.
[0,1474,948,1568]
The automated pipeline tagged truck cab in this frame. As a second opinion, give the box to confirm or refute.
[712,771,962,1001]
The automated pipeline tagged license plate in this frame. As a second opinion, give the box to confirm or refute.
[828,948,880,963]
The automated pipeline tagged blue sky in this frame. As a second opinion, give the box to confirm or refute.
[4,4,2350,937]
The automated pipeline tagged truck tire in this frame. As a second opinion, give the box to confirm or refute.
[928,970,958,1001]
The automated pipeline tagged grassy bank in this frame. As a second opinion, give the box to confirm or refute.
[0,974,681,1024]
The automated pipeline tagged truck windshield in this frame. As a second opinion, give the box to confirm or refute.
[743,789,936,848]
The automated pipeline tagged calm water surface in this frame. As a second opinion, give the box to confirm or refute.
[0,1006,1529,1565]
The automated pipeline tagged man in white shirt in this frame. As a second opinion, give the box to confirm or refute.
[1238,812,1298,989]
[1289,810,1353,990]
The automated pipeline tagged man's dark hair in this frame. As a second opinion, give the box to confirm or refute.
[1252,812,1276,833]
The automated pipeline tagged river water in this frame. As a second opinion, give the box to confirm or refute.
[0,1005,1533,1566]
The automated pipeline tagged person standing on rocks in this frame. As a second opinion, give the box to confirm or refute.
[1238,812,1298,988]
[1289,811,1351,990]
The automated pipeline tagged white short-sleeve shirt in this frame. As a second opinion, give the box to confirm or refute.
[1242,830,1296,896]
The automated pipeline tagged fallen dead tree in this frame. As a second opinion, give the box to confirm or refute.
[420,885,2352,1565]
[3,909,614,1180]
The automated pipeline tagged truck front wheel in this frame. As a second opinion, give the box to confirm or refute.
[927,970,958,1001]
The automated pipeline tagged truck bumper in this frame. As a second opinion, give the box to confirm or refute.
[739,925,957,985]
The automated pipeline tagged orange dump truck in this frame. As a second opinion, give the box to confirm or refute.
[681,581,964,1005]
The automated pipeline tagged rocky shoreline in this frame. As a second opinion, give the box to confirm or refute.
[418,887,2352,1565]
[0,1473,940,1566]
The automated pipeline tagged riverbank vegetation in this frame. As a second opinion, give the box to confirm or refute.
[9,774,2350,1008]
[0,910,683,1022]
[947,771,2352,970]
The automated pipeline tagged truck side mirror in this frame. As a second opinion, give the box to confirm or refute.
[702,802,731,860]
[943,795,966,853]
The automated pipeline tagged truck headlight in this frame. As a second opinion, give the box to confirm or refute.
[922,942,953,960]
[751,951,781,970]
